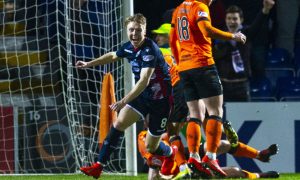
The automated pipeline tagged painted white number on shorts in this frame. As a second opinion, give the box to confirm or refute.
[160,118,168,128]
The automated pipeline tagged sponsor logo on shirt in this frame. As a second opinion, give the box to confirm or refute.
[142,55,154,62]
[136,50,141,57]
[198,11,208,17]
[124,49,133,53]
[183,2,192,5]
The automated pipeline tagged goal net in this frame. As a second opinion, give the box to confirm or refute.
[0,0,136,175]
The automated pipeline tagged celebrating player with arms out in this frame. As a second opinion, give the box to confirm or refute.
[170,0,246,177]
[77,13,177,179]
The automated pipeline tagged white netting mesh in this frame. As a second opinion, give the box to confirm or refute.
[0,0,131,174]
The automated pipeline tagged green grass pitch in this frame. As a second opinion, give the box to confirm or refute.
[0,173,300,180]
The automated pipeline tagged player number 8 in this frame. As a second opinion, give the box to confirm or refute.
[160,118,168,128]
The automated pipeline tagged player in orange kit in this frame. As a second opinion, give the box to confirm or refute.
[138,129,279,179]
[152,23,195,179]
[169,0,246,177]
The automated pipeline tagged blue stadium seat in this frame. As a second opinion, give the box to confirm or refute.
[276,76,300,101]
[265,68,296,89]
[266,47,292,67]
[250,76,276,101]
[265,47,296,88]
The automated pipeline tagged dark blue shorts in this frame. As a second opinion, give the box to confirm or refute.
[128,96,171,136]
[179,65,223,101]
[169,81,189,123]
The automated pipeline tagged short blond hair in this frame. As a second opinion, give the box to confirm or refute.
[124,13,147,27]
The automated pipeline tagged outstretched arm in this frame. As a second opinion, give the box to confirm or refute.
[243,0,275,39]
[262,0,275,14]
[198,20,247,44]
[75,51,121,68]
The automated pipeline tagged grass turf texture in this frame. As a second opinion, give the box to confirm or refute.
[0,173,299,179]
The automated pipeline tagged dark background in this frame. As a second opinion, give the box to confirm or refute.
[133,0,229,39]
[134,0,182,38]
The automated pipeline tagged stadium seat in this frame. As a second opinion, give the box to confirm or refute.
[265,48,295,87]
[265,68,296,89]
[266,47,292,67]
[0,23,26,36]
[0,51,48,67]
[265,47,296,88]
[0,36,49,51]
[249,76,276,101]
[276,76,300,101]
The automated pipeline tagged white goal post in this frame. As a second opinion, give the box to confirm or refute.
[0,0,136,175]
[122,0,138,176]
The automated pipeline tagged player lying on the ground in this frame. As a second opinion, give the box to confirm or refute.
[138,129,279,179]
[210,119,278,163]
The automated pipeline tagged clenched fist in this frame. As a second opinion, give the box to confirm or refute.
[233,32,247,44]
[75,61,89,68]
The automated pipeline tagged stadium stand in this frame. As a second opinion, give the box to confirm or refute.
[249,76,276,101]
[0,0,60,103]
[0,22,25,36]
[265,47,296,89]
[276,76,300,101]
[0,35,60,94]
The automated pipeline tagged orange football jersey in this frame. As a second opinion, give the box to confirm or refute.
[170,0,233,72]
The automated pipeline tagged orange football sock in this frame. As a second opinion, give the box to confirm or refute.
[186,121,201,153]
[202,118,208,132]
[171,138,187,166]
[242,170,258,179]
[205,119,222,153]
[233,142,259,158]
